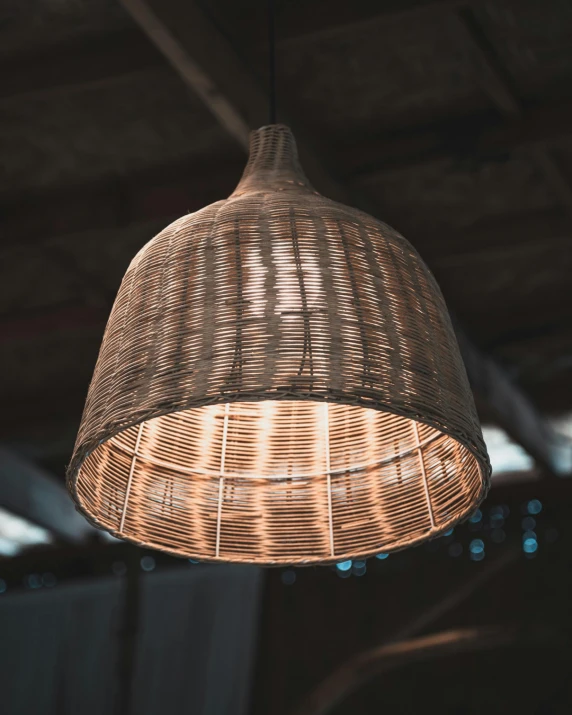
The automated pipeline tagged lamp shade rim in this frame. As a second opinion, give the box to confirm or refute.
[69,463,488,567]
[67,388,491,563]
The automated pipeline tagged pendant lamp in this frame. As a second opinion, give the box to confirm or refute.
[67,125,490,564]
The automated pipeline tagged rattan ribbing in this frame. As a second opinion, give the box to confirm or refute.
[68,124,490,565]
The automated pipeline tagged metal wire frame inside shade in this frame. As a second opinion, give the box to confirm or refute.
[67,124,491,565]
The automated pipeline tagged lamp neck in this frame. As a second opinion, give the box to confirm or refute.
[231,125,316,197]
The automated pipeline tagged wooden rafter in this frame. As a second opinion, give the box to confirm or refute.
[1,1,467,100]
[456,6,572,214]
[120,0,349,202]
[0,29,164,100]
[336,99,572,175]
[2,157,569,257]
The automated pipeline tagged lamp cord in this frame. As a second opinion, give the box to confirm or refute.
[268,0,277,124]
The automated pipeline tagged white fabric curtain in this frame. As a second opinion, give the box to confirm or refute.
[0,564,262,715]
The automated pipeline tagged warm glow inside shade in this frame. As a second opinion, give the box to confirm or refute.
[68,124,490,564]
[78,402,482,563]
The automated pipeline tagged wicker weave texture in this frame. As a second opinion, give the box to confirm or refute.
[68,124,490,565]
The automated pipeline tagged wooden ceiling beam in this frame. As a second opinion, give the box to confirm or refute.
[0,29,165,101]
[3,93,572,252]
[456,6,572,214]
[120,0,349,203]
[2,169,569,262]
[4,14,572,175]
[216,0,467,44]
[1,1,468,101]
[419,209,570,264]
[456,331,571,477]
[338,99,572,175]
[0,160,243,249]
[281,0,466,38]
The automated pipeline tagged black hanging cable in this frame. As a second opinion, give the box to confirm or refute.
[268,0,277,124]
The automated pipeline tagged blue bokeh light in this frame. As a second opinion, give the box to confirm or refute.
[523,538,538,554]
[336,560,352,572]
[469,539,485,555]
[376,553,389,560]
[527,499,542,515]
[27,574,42,589]
[141,556,156,572]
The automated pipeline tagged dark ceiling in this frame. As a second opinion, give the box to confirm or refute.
[1,0,571,476]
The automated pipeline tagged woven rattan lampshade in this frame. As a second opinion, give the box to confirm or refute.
[68,125,490,565]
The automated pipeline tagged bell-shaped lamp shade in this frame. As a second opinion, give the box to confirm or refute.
[67,125,490,564]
